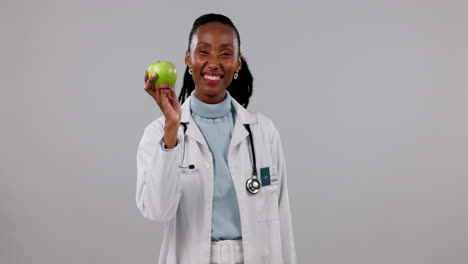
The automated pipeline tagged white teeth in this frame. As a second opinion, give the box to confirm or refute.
[203,74,221,80]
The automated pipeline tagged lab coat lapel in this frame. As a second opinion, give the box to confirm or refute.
[229,96,256,149]
[179,96,208,148]
[178,93,256,149]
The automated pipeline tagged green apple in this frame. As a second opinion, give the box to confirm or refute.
[147,61,177,87]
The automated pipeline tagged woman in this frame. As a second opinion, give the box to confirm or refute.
[136,13,297,264]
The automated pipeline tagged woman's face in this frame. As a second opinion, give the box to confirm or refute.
[185,22,242,104]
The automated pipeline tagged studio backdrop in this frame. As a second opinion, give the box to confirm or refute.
[1,0,468,263]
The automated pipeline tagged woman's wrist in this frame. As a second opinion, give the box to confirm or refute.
[163,123,179,149]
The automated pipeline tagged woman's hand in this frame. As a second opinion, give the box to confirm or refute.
[144,71,182,127]
[144,71,181,148]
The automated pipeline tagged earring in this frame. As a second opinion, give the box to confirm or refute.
[188,67,193,75]
[233,70,239,79]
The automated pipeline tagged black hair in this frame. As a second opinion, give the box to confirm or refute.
[178,13,254,108]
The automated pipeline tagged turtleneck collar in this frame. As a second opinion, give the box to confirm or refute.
[190,89,232,119]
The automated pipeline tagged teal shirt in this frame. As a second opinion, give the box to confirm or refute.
[190,90,242,241]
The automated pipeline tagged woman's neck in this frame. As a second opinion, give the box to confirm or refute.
[194,89,227,104]
[190,89,232,119]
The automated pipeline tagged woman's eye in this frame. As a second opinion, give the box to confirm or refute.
[198,50,208,54]
[221,53,231,56]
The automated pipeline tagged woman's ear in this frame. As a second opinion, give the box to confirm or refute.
[185,51,191,67]
[237,55,242,71]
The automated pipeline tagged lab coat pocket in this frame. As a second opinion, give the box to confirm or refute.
[179,166,204,197]
[255,184,280,258]
[256,184,280,221]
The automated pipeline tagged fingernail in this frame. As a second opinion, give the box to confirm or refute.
[152,73,156,77]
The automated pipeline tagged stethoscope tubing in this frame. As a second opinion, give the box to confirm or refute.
[178,122,261,194]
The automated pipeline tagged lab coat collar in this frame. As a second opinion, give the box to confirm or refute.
[179,91,256,149]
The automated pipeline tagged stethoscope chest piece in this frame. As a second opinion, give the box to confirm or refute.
[246,177,261,195]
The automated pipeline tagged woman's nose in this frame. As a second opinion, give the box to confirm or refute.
[207,55,220,69]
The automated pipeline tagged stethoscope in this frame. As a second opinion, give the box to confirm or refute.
[178,122,261,195]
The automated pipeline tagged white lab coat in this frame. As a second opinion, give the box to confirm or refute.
[136,95,297,264]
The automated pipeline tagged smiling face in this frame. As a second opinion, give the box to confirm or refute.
[185,22,242,104]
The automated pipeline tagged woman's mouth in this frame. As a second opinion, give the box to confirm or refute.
[202,73,224,84]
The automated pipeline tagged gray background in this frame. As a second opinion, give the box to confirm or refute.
[1,0,468,263]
